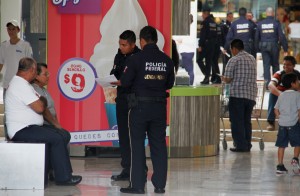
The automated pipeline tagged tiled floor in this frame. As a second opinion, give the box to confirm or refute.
[2,142,300,196]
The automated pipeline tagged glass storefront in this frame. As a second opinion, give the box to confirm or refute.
[199,0,277,21]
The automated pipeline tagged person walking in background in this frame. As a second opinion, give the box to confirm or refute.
[274,73,300,175]
[171,39,180,73]
[211,15,223,84]
[223,39,257,152]
[110,30,141,181]
[224,7,256,57]
[197,8,217,84]
[118,26,175,194]
[0,20,32,91]
[255,7,288,88]
[266,56,300,131]
[288,16,300,60]
[173,14,196,85]
[246,11,257,58]
[221,12,233,75]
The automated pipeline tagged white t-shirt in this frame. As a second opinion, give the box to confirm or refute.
[5,76,44,139]
[289,22,300,39]
[0,39,33,88]
[274,90,300,126]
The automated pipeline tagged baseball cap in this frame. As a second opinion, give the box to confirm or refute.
[6,20,20,28]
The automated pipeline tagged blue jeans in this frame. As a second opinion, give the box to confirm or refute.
[181,52,194,85]
[260,42,280,85]
[276,122,300,147]
[12,125,73,183]
[267,93,278,123]
[229,97,256,150]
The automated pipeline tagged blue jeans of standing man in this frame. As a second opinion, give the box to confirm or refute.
[181,52,194,85]
[229,97,256,150]
[267,93,278,124]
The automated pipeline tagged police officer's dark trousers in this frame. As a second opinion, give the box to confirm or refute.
[129,100,167,189]
[197,50,206,75]
[204,39,217,78]
[116,97,131,174]
[12,125,73,183]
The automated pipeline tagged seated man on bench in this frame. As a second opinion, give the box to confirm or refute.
[5,57,82,186]
[32,62,70,144]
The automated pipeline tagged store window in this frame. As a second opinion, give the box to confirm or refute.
[199,0,277,22]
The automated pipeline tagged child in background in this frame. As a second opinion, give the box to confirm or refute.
[274,73,300,174]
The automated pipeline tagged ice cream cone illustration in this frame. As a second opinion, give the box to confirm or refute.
[90,0,165,129]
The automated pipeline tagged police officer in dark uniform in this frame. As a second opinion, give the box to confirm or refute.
[119,26,175,194]
[211,15,223,84]
[224,7,255,57]
[247,11,258,58]
[221,12,233,75]
[110,30,140,181]
[255,7,288,86]
[197,8,218,84]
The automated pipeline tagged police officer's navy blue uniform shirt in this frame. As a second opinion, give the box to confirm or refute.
[225,16,255,54]
[255,15,288,86]
[110,46,140,99]
[198,15,217,48]
[121,43,175,97]
[255,16,288,52]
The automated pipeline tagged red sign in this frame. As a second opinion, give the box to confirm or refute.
[48,0,172,146]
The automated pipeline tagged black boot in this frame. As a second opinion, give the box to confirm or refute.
[111,169,130,181]
[200,76,209,84]
[212,75,221,84]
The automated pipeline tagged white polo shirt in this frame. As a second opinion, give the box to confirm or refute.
[0,39,33,88]
[5,76,43,139]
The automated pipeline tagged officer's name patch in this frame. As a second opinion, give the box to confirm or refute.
[144,74,165,80]
[262,24,274,29]
[262,30,274,33]
[145,62,167,72]
[237,24,249,29]
[237,29,249,33]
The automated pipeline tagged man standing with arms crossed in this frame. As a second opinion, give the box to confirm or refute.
[116,26,175,194]
[110,30,141,181]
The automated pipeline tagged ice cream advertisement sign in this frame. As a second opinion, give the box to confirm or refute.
[48,0,172,146]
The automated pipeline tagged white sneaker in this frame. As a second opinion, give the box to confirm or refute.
[291,157,300,175]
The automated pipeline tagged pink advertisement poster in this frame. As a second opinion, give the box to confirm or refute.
[48,0,172,146]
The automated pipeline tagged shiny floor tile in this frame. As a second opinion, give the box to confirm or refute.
[1,142,300,196]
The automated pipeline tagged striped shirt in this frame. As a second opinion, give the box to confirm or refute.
[224,50,257,101]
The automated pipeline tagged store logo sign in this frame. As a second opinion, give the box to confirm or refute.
[52,0,101,14]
